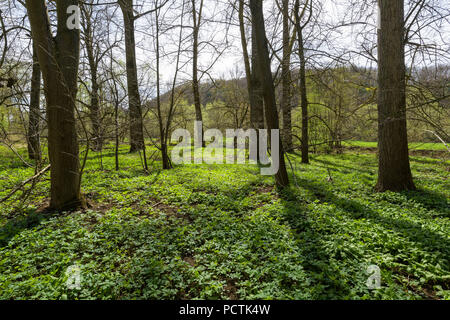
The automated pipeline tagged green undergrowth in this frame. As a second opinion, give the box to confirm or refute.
[343,140,448,152]
[0,144,448,300]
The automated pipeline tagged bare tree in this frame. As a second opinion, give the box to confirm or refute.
[27,43,41,160]
[25,0,83,209]
[280,0,293,152]
[118,0,146,153]
[238,0,264,136]
[80,1,109,152]
[294,0,313,163]
[250,0,289,188]
[152,0,182,169]
[191,0,205,147]
[376,0,415,191]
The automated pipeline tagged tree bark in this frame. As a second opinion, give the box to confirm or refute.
[154,6,171,170]
[119,0,145,153]
[115,99,120,171]
[82,4,102,151]
[295,0,310,164]
[238,0,264,132]
[25,0,83,210]
[298,28,309,163]
[27,44,41,161]
[192,0,205,147]
[250,0,289,188]
[376,0,415,191]
[250,30,265,131]
[297,27,309,163]
[281,0,293,152]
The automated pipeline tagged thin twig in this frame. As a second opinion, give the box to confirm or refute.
[0,165,50,203]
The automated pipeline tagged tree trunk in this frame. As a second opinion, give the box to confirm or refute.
[119,0,145,153]
[281,0,293,152]
[238,0,264,132]
[192,0,205,147]
[27,45,41,161]
[376,0,415,191]
[115,100,120,171]
[87,51,102,152]
[250,31,265,131]
[239,0,253,115]
[239,0,263,158]
[298,27,309,164]
[250,0,289,188]
[294,0,310,164]
[155,7,171,170]
[89,80,102,151]
[82,5,102,152]
[25,0,83,210]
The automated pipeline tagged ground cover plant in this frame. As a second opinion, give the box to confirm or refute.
[1,144,448,300]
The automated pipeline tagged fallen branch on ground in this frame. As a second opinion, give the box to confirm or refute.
[0,165,50,203]
[425,130,450,153]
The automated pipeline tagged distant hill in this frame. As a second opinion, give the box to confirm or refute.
[144,66,379,109]
[144,77,249,109]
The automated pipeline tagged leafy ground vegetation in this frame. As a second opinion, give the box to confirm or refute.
[0,144,448,300]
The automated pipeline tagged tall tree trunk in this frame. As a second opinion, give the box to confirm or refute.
[238,0,264,158]
[250,0,289,188]
[295,0,310,164]
[115,99,120,171]
[376,0,415,191]
[238,0,264,132]
[192,0,205,147]
[281,0,293,152]
[110,52,120,171]
[27,44,41,161]
[82,5,102,152]
[86,49,102,152]
[25,0,83,210]
[250,31,265,131]
[119,0,145,153]
[297,27,309,164]
[155,6,171,170]
[239,0,253,114]
[89,79,102,151]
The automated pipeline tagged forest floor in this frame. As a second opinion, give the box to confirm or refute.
[0,144,448,300]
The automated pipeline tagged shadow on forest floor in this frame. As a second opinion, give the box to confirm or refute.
[276,174,450,298]
[402,188,450,216]
[0,209,56,248]
[292,176,447,256]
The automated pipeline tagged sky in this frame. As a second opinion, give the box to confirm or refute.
[132,0,351,84]
[2,0,449,90]
[131,0,449,85]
